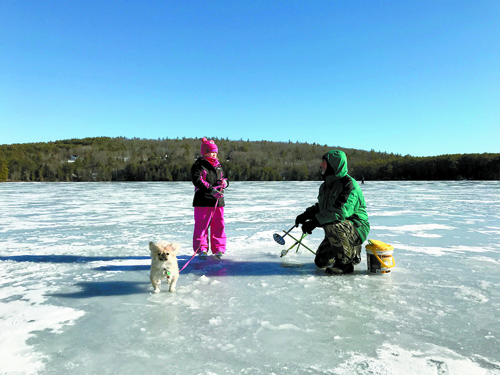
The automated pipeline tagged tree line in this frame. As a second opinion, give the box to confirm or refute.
[0,137,499,182]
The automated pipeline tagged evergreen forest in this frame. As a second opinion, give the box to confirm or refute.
[0,137,499,182]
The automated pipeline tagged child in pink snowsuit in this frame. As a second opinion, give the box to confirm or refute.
[191,137,228,259]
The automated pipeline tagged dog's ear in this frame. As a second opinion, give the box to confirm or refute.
[149,242,158,254]
[169,243,180,254]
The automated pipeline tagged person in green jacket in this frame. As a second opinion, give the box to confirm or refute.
[295,150,370,275]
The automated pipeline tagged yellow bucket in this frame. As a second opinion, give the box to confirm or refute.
[365,239,395,274]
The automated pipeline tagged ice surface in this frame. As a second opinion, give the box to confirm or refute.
[1,181,500,374]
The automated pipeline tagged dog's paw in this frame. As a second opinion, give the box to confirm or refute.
[153,288,161,293]
[169,288,176,293]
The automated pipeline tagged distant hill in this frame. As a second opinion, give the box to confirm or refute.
[0,137,499,181]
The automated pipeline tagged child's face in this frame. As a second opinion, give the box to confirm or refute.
[204,152,218,159]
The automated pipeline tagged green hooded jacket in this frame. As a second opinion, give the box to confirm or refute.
[306,150,370,242]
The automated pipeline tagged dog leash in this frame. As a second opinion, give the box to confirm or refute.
[179,191,222,273]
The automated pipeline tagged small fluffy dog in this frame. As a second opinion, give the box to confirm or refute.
[149,241,180,293]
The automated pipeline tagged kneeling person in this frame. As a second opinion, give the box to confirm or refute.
[296,150,370,275]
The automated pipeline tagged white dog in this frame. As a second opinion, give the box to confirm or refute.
[149,241,180,293]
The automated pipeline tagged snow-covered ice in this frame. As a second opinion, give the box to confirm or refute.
[1,181,499,374]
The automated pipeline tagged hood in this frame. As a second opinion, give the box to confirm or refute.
[323,150,348,179]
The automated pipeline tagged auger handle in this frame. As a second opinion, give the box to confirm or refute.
[282,225,295,237]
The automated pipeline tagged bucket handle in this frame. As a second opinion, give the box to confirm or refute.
[371,251,395,268]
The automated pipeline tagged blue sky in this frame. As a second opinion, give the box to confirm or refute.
[1,1,499,156]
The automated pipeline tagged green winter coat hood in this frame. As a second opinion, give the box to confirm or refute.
[323,150,348,179]
[306,149,370,242]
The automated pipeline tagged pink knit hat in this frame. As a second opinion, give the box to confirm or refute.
[200,137,218,155]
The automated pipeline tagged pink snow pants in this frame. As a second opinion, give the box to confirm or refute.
[193,206,226,254]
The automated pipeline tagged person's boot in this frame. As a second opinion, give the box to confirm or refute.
[325,263,354,275]
[325,266,343,275]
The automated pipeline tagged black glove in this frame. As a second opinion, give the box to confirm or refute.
[295,212,310,227]
[302,217,319,234]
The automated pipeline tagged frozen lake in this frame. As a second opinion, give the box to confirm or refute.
[1,181,500,375]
